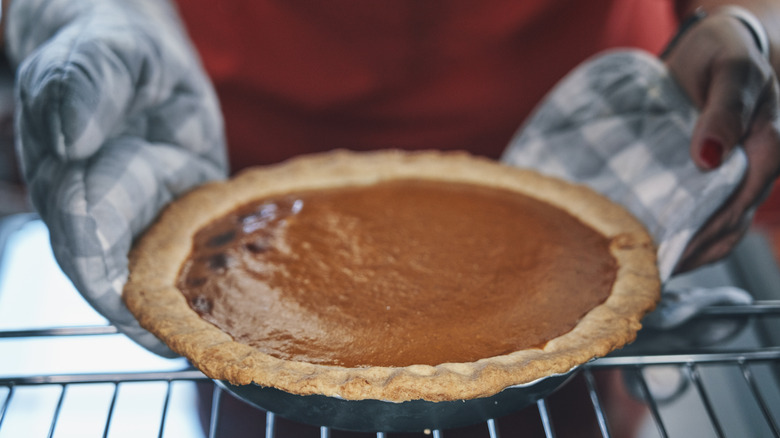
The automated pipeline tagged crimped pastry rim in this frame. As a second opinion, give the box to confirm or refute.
[123,149,660,402]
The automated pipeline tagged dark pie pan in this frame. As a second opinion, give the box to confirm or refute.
[214,367,577,433]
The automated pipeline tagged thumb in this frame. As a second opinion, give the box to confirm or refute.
[14,0,206,165]
[690,58,769,170]
[16,31,136,163]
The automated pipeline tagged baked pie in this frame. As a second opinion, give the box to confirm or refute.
[123,149,660,402]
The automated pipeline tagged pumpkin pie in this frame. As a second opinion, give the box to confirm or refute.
[123,149,660,402]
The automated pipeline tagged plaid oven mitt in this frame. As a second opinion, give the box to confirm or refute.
[502,49,752,327]
[8,0,228,355]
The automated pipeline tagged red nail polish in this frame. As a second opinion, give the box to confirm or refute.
[700,138,724,168]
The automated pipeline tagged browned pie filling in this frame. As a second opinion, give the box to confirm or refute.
[177,179,617,368]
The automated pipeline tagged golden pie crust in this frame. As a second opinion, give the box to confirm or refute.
[123,149,660,402]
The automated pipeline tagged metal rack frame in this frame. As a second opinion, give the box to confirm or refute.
[2,304,779,438]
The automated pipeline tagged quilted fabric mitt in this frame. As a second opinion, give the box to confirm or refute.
[8,0,228,355]
[503,50,752,328]
[503,49,747,282]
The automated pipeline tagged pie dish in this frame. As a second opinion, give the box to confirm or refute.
[123,149,660,403]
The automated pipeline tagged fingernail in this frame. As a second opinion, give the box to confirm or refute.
[700,138,724,168]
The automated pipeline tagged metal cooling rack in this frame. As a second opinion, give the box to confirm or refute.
[1,303,779,438]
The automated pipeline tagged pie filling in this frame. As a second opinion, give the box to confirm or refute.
[177,179,618,368]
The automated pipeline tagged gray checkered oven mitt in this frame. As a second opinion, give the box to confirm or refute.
[502,49,752,327]
[8,0,228,355]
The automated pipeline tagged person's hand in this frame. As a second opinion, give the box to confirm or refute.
[8,0,227,355]
[663,8,780,273]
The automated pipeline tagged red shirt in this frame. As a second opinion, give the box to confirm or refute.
[174,0,678,172]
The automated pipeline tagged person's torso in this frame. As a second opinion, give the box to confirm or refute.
[174,0,677,171]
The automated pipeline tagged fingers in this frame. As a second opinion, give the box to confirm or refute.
[13,0,226,179]
[663,11,780,273]
[16,36,136,162]
[675,202,753,273]
[666,12,775,172]
[676,117,780,273]
[664,12,774,165]
[15,10,174,161]
[689,52,773,170]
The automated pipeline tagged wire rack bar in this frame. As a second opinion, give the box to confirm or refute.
[0,384,12,431]
[47,384,66,438]
[633,367,668,438]
[697,300,780,316]
[102,383,119,438]
[739,361,780,436]
[267,411,277,438]
[582,368,611,438]
[0,369,206,386]
[686,364,726,438]
[486,418,499,438]
[158,381,174,438]
[536,398,556,438]
[209,384,224,438]
[0,325,119,338]
[590,347,780,367]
